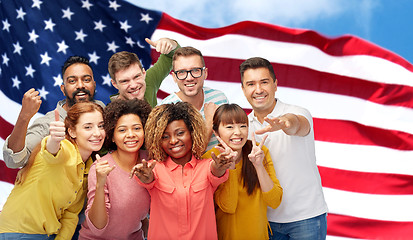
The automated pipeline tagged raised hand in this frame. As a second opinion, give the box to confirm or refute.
[95,154,115,187]
[21,88,42,121]
[130,159,156,183]
[46,109,66,155]
[255,115,291,135]
[248,133,268,166]
[145,38,177,55]
[211,135,238,177]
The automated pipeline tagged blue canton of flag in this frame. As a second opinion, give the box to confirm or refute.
[0,0,162,114]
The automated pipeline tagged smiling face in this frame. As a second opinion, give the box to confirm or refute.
[161,119,193,165]
[61,63,96,107]
[69,110,105,161]
[112,114,144,154]
[172,55,207,99]
[111,63,147,100]
[217,121,248,153]
[241,67,277,116]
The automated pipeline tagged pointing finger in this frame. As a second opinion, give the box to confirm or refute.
[145,38,156,47]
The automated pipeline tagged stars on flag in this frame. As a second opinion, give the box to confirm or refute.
[62,7,74,21]
[109,0,121,11]
[119,20,131,33]
[13,42,23,55]
[102,73,112,86]
[28,29,39,43]
[2,19,10,32]
[53,74,63,87]
[75,29,88,42]
[0,0,162,113]
[38,86,49,100]
[107,41,119,53]
[25,64,36,78]
[57,40,69,54]
[16,7,26,21]
[44,18,56,32]
[88,51,100,65]
[40,52,52,66]
[81,0,93,11]
[94,20,106,32]
[140,13,153,24]
[32,0,43,10]
[12,76,21,89]
[2,53,9,66]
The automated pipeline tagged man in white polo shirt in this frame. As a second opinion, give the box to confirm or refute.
[240,57,328,240]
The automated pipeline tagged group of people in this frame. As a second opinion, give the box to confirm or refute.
[0,36,328,240]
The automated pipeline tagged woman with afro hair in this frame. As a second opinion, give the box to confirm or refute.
[131,102,234,240]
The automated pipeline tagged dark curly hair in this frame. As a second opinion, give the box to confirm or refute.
[145,102,207,161]
[103,98,152,150]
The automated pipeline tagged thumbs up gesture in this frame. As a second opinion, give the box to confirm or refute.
[46,109,66,155]
[95,154,116,187]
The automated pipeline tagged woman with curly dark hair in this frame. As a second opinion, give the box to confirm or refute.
[131,102,234,240]
[79,99,152,240]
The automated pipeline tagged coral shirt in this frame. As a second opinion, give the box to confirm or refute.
[137,156,228,240]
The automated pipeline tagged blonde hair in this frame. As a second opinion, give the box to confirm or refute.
[145,102,207,161]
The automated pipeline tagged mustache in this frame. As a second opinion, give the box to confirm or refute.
[72,88,91,98]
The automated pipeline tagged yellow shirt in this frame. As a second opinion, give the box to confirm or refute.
[0,137,93,240]
[203,145,283,240]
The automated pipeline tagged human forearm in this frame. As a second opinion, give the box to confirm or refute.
[254,164,274,192]
[281,113,310,136]
[7,113,32,153]
[87,184,108,229]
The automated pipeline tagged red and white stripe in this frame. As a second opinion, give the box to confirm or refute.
[154,13,413,239]
[1,12,412,239]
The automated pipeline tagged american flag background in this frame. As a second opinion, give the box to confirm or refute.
[1,0,413,239]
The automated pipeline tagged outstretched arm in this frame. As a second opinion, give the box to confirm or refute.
[255,113,310,136]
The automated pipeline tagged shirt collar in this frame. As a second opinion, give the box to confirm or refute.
[164,155,198,171]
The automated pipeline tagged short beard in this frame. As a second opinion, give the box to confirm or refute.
[65,88,94,107]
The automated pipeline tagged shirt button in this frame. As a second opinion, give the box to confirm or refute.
[69,201,71,204]
[184,186,187,188]
[80,180,82,182]
[81,167,84,170]
[75,191,77,193]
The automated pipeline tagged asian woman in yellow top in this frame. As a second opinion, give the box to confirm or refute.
[203,103,283,240]
[0,102,105,240]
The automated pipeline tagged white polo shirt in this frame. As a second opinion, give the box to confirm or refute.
[248,99,328,223]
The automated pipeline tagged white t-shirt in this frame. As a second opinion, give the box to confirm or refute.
[248,99,328,223]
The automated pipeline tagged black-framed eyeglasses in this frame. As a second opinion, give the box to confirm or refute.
[173,67,205,80]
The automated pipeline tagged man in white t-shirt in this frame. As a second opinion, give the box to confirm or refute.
[239,57,328,240]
